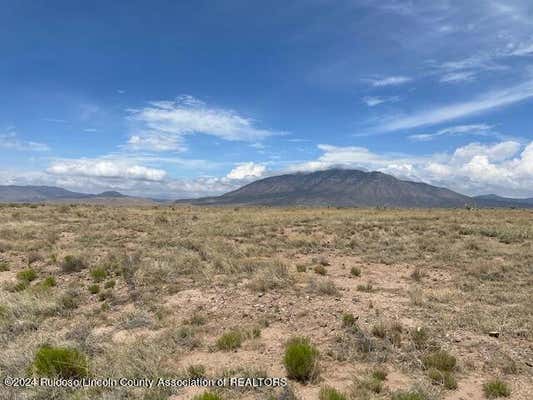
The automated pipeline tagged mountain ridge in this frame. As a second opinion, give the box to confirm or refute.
[176,169,533,208]
[2,170,533,207]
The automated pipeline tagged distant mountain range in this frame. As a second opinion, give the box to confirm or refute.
[2,170,533,208]
[0,185,154,205]
[177,169,533,208]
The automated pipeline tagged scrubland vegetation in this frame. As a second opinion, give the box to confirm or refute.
[0,204,531,399]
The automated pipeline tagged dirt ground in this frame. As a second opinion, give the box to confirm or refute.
[0,204,531,400]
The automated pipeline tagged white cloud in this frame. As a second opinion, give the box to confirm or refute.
[377,79,533,132]
[439,71,477,83]
[408,124,494,141]
[127,95,284,152]
[0,131,49,152]
[285,141,533,197]
[365,76,412,87]
[127,133,186,152]
[226,162,266,180]
[47,159,166,181]
[362,96,400,107]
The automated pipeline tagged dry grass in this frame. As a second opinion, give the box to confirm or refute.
[0,204,531,399]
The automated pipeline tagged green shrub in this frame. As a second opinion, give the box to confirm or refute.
[41,276,57,288]
[60,292,79,310]
[17,268,37,282]
[60,255,86,273]
[423,350,456,372]
[12,280,29,292]
[296,264,307,273]
[427,368,457,389]
[371,323,387,339]
[0,261,9,271]
[31,345,88,378]
[314,265,327,275]
[88,284,100,294]
[193,392,223,400]
[319,386,346,400]
[342,313,358,328]
[357,282,374,292]
[98,290,114,302]
[216,330,243,351]
[392,388,430,400]
[104,279,116,289]
[283,337,319,382]
[410,327,429,349]
[483,379,510,398]
[350,266,361,277]
[187,364,206,378]
[187,312,206,326]
[90,267,107,282]
[371,367,388,381]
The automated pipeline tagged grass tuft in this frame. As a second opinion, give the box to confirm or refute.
[483,379,511,398]
[31,345,88,378]
[283,336,319,382]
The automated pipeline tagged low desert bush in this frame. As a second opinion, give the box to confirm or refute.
[60,255,86,273]
[88,284,100,294]
[283,337,319,382]
[410,327,430,350]
[357,282,374,292]
[427,368,457,390]
[41,276,57,288]
[319,386,346,400]
[30,345,88,378]
[216,330,243,351]
[342,313,358,329]
[90,266,107,282]
[0,261,10,271]
[423,350,456,372]
[187,364,206,378]
[193,392,223,400]
[483,379,510,398]
[350,266,361,277]
[391,388,431,400]
[17,268,37,282]
[314,265,327,275]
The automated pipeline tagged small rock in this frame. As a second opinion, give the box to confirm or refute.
[488,331,500,338]
[258,292,264,297]
[525,361,533,367]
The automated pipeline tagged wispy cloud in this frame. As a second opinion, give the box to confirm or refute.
[365,76,412,87]
[0,131,50,152]
[408,124,495,141]
[126,95,285,152]
[376,79,533,132]
[362,96,400,107]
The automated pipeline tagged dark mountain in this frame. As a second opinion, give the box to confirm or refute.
[178,169,475,207]
[0,185,154,204]
[474,194,533,208]
[0,185,91,202]
[96,191,126,198]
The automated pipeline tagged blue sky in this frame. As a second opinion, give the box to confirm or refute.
[1,0,533,198]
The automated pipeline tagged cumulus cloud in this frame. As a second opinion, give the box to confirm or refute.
[47,159,167,181]
[0,131,49,152]
[126,95,284,152]
[226,162,267,180]
[286,141,533,197]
